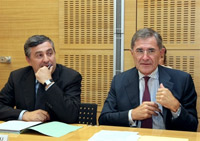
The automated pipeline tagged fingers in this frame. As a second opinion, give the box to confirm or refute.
[22,110,50,122]
[132,102,161,120]
[36,110,50,122]
[156,84,180,111]
[160,83,164,88]
[142,102,160,115]
[49,65,54,73]
[35,66,52,84]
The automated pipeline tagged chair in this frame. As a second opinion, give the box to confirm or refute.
[78,103,97,125]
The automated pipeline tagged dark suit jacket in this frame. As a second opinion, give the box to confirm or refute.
[99,65,198,131]
[0,64,82,123]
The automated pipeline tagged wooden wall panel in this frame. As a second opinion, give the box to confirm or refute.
[124,0,137,50]
[59,50,113,113]
[59,0,114,117]
[137,0,200,49]
[59,0,114,49]
[0,0,59,89]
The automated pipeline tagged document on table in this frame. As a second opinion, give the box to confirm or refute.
[88,130,140,141]
[29,121,82,137]
[0,120,41,133]
[0,120,82,137]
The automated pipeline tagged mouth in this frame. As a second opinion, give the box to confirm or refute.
[41,63,52,69]
[140,63,151,66]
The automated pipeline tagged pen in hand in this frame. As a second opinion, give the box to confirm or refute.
[48,63,52,69]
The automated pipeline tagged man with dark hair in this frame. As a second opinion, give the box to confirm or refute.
[0,35,82,123]
[99,28,198,131]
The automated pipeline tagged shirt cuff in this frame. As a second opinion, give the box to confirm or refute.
[128,109,137,126]
[18,110,27,120]
[171,105,181,119]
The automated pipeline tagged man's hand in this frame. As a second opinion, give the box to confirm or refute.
[22,109,50,122]
[35,66,53,84]
[156,83,180,112]
[131,102,160,120]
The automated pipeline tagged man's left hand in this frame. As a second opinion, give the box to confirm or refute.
[156,83,180,112]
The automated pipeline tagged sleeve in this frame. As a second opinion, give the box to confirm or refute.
[44,70,82,123]
[98,76,130,126]
[128,109,137,127]
[168,74,198,131]
[0,72,22,121]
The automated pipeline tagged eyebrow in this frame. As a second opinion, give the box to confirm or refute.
[35,48,53,54]
[135,48,155,50]
[46,48,54,52]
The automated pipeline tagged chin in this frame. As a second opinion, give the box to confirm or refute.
[140,69,153,75]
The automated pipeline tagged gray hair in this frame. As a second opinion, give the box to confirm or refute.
[130,28,163,50]
[24,35,55,58]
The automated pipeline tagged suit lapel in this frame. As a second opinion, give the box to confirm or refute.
[158,65,174,124]
[23,69,36,111]
[124,68,140,108]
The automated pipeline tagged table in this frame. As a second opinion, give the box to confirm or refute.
[0,124,200,141]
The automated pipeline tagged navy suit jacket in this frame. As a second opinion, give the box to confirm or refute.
[99,65,198,131]
[0,64,82,123]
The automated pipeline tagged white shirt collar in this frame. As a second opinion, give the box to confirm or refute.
[138,67,159,80]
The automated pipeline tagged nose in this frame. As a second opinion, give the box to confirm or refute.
[142,51,150,60]
[43,54,49,62]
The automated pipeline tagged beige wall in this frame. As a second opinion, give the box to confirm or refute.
[0,0,199,131]
[0,0,59,89]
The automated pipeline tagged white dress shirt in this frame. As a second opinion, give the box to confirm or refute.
[129,68,165,129]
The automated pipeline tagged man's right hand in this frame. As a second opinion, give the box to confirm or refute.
[131,101,160,120]
[22,109,50,122]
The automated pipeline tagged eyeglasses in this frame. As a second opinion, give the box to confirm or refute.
[134,48,157,56]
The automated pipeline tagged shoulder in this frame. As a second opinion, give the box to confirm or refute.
[55,64,82,78]
[113,67,137,81]
[158,65,191,78]
[10,66,33,77]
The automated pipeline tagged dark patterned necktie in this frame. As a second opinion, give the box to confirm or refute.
[141,76,152,128]
[35,83,46,110]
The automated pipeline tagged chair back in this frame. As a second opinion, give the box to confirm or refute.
[78,103,97,125]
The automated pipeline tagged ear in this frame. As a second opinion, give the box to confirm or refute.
[26,56,31,66]
[160,47,165,56]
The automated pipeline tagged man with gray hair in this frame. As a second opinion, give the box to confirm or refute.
[0,35,82,123]
[99,28,198,131]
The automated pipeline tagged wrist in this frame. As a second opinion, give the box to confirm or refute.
[171,101,180,113]
[45,81,55,90]
[43,79,53,87]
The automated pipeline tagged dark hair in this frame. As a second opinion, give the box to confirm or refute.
[130,28,163,50]
[24,35,55,58]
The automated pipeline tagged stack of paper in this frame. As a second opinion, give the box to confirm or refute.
[0,120,82,137]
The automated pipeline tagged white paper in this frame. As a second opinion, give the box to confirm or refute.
[88,130,140,141]
[0,120,41,132]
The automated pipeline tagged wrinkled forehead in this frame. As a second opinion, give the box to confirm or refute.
[134,37,159,49]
